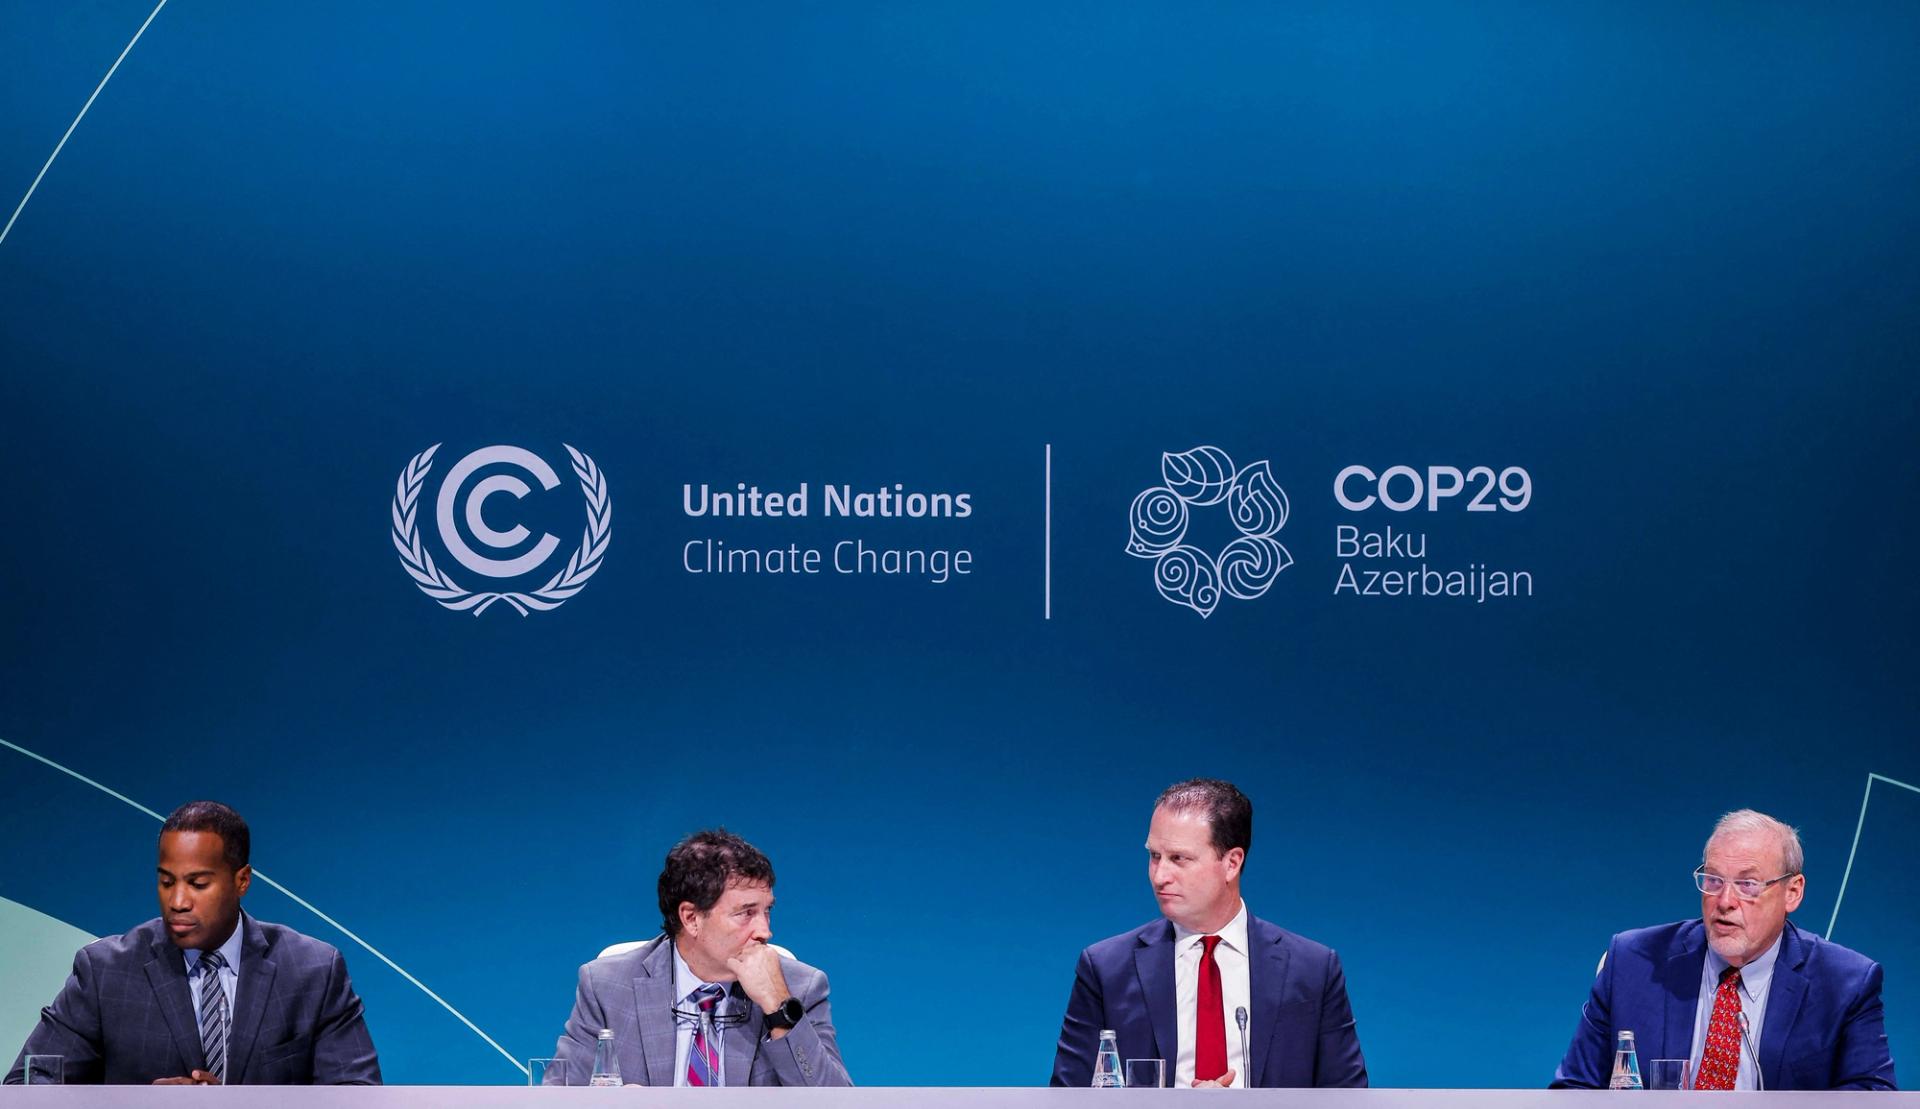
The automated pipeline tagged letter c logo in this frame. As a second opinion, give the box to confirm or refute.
[435,446,562,578]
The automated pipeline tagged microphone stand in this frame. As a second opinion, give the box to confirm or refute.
[1737,1012,1765,1092]
[702,1006,718,1086]
[1235,1006,1250,1089]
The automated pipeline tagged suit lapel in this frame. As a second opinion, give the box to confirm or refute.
[143,938,204,1076]
[1246,916,1289,1088]
[1133,922,1177,1066]
[225,916,275,1085]
[632,939,679,1087]
[1662,924,1707,1061]
[1759,924,1809,1089]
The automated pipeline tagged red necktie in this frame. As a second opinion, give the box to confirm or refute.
[1695,967,1744,1091]
[1195,934,1227,1083]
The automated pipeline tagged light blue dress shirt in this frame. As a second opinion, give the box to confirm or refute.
[670,943,730,1088]
[183,913,246,1054]
[1688,931,1782,1090]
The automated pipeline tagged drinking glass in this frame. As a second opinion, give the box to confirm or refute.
[527,1057,566,1086]
[1123,1058,1166,1089]
[1647,1059,1693,1090]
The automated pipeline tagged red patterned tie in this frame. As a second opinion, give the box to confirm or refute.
[1195,935,1227,1083]
[1695,967,1744,1091]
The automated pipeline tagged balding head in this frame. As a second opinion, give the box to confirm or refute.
[1705,809,1803,875]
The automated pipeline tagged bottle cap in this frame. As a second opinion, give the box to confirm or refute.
[1100,1030,1116,1037]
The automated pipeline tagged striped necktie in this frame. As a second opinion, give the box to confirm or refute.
[685,983,726,1087]
[197,950,230,1083]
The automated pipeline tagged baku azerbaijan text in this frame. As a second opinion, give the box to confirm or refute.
[1333,526,1532,602]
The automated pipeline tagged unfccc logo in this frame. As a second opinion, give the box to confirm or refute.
[1126,445,1292,618]
[391,444,611,616]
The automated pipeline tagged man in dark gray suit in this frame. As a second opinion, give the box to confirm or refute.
[5,801,380,1085]
[549,829,850,1086]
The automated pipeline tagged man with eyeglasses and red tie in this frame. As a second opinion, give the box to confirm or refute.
[1050,779,1368,1089]
[1552,809,1896,1090]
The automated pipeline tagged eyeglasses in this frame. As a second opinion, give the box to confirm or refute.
[671,1003,748,1030]
[1693,865,1796,900]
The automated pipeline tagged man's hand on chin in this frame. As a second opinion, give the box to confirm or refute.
[726,942,794,1039]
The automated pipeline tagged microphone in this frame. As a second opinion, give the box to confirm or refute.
[1737,1012,1764,1093]
[702,1005,718,1073]
[1235,1006,1250,1089]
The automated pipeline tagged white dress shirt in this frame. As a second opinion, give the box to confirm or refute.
[1171,900,1252,1088]
[1689,933,1782,1091]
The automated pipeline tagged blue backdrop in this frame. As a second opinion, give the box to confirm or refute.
[3,0,1917,1088]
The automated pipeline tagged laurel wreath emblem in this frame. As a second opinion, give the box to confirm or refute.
[391,443,612,616]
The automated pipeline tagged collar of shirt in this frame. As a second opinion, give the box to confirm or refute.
[1704,930,1784,1005]
[183,913,247,979]
[1172,898,1250,957]
[670,942,728,1018]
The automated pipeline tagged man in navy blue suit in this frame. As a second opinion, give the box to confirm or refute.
[1552,809,1895,1090]
[5,801,380,1086]
[1051,779,1367,1089]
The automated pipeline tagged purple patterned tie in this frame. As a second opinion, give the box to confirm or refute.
[685,984,726,1087]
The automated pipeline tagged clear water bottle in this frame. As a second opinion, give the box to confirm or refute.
[1092,1029,1124,1088]
[1609,1029,1644,1090]
[589,1028,621,1087]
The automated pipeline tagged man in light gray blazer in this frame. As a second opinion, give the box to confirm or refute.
[6,802,380,1085]
[549,829,849,1086]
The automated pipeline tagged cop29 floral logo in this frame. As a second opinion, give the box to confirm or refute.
[391,443,611,616]
[1126,445,1292,618]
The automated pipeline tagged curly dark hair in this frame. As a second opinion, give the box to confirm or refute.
[1155,778,1252,858]
[657,828,775,937]
[159,800,251,871]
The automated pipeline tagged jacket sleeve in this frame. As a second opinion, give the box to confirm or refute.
[1551,940,1617,1089]
[6,945,107,1085]
[1050,947,1103,1087]
[753,963,851,1086]
[1832,958,1897,1090]
[551,963,609,1087]
[308,948,382,1085]
[1313,948,1368,1087]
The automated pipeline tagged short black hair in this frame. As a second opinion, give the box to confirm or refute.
[1155,778,1252,857]
[657,829,775,937]
[159,801,250,871]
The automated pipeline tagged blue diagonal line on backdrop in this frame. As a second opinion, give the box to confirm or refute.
[1826,772,1920,941]
[1,0,171,248]
[0,736,529,1078]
